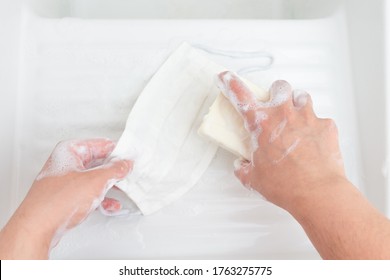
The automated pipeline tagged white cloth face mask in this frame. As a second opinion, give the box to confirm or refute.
[110,42,226,215]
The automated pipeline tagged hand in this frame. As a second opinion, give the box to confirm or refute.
[0,138,132,259]
[217,71,346,212]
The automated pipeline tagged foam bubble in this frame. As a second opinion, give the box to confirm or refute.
[272,138,301,164]
[258,81,291,109]
[36,141,81,180]
[250,132,260,156]
[218,73,293,115]
[216,71,259,114]
[36,139,117,180]
[269,118,287,143]
[255,110,268,122]
[216,72,241,108]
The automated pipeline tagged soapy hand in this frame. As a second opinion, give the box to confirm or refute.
[217,71,346,212]
[218,72,390,259]
[0,138,132,259]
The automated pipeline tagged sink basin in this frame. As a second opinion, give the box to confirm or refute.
[0,0,387,259]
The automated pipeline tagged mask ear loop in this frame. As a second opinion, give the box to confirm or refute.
[192,44,274,74]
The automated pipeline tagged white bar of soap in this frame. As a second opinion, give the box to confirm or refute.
[198,78,269,160]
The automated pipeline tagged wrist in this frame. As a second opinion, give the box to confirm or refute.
[285,175,353,220]
[0,209,53,259]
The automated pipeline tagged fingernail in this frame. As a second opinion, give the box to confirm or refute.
[119,160,133,174]
[109,158,133,177]
[216,71,234,94]
[293,90,308,109]
[101,198,122,212]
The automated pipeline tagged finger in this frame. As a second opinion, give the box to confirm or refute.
[265,80,293,108]
[84,159,133,199]
[233,158,252,187]
[292,90,308,108]
[70,138,116,168]
[292,90,315,115]
[101,197,122,212]
[217,71,260,131]
[98,159,133,180]
[320,118,339,136]
[218,71,257,106]
[87,159,133,190]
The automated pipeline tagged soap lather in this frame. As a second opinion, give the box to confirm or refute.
[198,76,269,160]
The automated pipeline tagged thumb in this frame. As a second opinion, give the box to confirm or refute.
[233,158,252,188]
[86,159,133,187]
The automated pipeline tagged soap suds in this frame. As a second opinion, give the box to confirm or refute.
[217,72,302,166]
[36,139,116,180]
[50,177,128,248]
[217,72,293,113]
[217,72,299,163]
[272,138,301,164]
[36,141,80,180]
[36,139,132,224]
[216,71,259,114]
[258,80,291,108]
[255,110,268,123]
[269,118,287,143]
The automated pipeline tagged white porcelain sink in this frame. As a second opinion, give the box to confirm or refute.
[0,0,387,259]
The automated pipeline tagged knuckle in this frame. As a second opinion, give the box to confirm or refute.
[243,109,266,132]
[323,118,336,127]
[284,106,296,119]
[321,118,338,133]
[271,80,292,91]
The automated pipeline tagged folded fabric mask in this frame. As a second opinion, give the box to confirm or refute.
[110,42,224,215]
